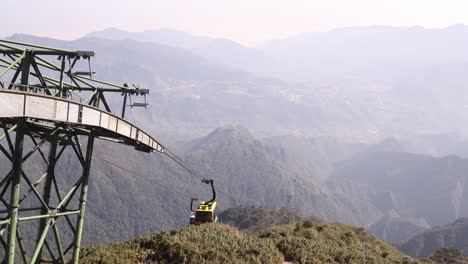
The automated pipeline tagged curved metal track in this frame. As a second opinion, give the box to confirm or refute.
[0,88,164,153]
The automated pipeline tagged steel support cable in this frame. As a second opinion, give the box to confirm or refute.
[90,152,191,199]
[162,148,239,202]
[163,149,206,181]
[215,188,238,203]
[77,142,239,203]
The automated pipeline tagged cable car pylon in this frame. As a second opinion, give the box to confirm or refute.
[0,39,163,264]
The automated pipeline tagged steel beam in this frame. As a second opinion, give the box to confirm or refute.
[0,53,24,79]
[72,133,95,264]
[6,118,26,264]
[52,223,66,264]
[19,211,80,222]
[20,51,32,90]
[0,39,94,55]
[35,133,58,263]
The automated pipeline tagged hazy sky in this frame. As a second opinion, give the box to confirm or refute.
[3,0,468,46]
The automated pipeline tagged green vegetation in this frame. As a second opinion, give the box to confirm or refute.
[80,224,282,264]
[80,221,421,264]
[219,206,318,231]
[258,221,417,264]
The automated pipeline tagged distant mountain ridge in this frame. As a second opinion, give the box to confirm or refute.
[86,28,279,78]
[87,25,468,82]
[258,24,468,81]
[86,28,212,48]
[368,211,430,244]
[10,33,468,143]
[399,218,468,257]
[331,150,468,227]
[9,33,250,83]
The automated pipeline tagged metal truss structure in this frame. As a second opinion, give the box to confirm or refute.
[0,39,164,263]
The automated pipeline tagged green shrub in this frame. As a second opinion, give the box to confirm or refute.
[256,221,419,264]
[81,220,421,264]
[303,219,315,228]
[81,224,283,264]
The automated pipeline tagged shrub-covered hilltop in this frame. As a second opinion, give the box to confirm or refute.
[81,222,417,263]
[218,206,310,231]
[80,207,467,263]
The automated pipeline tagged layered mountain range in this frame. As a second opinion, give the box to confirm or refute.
[3,25,468,256]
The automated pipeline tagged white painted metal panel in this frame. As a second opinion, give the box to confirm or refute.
[54,101,68,122]
[68,103,79,123]
[130,126,137,139]
[141,133,149,145]
[25,96,55,119]
[154,144,163,152]
[117,120,131,137]
[81,107,100,126]
[108,116,117,132]
[0,90,164,153]
[0,93,24,117]
[100,113,109,128]
[137,131,143,142]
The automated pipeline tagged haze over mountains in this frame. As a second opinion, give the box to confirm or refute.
[88,25,468,82]
[4,25,468,257]
[86,25,468,144]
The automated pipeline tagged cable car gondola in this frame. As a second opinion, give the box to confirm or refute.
[190,179,218,225]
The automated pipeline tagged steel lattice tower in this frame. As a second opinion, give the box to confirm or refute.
[0,39,164,263]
